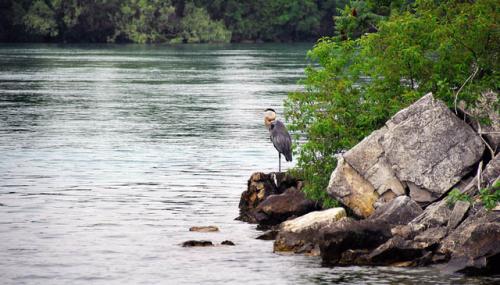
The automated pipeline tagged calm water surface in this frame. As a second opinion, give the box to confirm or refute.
[0,44,497,285]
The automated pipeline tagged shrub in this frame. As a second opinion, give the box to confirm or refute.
[446,189,472,207]
[480,181,500,211]
[286,0,499,206]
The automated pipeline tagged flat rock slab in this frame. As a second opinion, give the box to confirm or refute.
[189,226,219,232]
[274,208,346,254]
[280,207,347,233]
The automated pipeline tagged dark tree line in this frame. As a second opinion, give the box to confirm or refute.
[0,0,361,43]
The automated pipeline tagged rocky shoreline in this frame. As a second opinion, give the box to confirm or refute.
[237,93,499,275]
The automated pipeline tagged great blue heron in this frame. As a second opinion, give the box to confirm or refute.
[264,108,292,172]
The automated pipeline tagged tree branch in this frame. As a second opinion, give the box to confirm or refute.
[454,64,479,114]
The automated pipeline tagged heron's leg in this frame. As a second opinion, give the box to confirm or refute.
[279,153,281,173]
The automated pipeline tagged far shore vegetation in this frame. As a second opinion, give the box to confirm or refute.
[0,0,349,43]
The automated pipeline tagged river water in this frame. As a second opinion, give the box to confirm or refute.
[0,44,497,285]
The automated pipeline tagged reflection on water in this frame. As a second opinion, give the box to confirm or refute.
[0,44,496,285]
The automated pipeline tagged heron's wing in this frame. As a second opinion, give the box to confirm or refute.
[270,121,292,161]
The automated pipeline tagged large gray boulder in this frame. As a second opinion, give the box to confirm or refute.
[328,93,485,215]
[382,93,484,202]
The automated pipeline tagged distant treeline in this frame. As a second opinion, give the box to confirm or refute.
[0,0,363,43]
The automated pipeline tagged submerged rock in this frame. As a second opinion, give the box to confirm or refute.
[189,226,219,232]
[182,240,214,247]
[221,240,235,246]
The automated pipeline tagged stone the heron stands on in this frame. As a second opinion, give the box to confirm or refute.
[264,108,292,172]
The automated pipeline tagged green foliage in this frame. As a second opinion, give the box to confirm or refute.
[479,182,500,211]
[446,189,472,207]
[112,0,176,43]
[21,0,58,37]
[198,0,340,42]
[0,0,234,43]
[0,0,358,43]
[286,0,499,204]
[446,182,499,211]
[179,3,231,43]
[334,0,384,40]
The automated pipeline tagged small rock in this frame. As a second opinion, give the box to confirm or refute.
[414,227,448,243]
[189,226,219,232]
[221,240,235,246]
[447,200,470,230]
[369,196,422,225]
[411,199,452,228]
[181,240,213,247]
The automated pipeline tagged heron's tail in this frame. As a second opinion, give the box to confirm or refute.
[284,152,292,162]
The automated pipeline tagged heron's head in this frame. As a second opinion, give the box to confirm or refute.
[264,108,276,128]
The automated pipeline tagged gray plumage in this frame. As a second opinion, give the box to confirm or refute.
[269,120,293,162]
